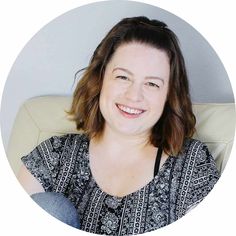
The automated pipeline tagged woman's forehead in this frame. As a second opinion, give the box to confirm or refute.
[106,42,170,79]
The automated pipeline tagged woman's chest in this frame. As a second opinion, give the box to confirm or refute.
[66,161,180,235]
[88,149,169,198]
[75,177,175,235]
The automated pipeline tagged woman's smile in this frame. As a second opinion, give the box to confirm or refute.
[116,103,146,118]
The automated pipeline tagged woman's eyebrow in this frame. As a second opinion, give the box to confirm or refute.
[112,67,165,84]
[112,67,133,75]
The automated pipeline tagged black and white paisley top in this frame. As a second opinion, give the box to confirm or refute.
[21,133,220,235]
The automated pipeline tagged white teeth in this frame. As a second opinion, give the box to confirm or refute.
[117,105,143,115]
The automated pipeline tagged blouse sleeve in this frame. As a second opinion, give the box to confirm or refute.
[183,141,220,215]
[21,134,70,192]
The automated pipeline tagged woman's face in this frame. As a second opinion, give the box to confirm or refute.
[99,42,170,138]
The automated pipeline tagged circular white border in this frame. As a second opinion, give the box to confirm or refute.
[0,1,235,235]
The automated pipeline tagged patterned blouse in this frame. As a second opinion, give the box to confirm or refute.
[21,133,220,235]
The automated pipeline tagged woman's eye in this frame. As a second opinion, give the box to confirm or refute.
[146,82,160,88]
[116,76,128,80]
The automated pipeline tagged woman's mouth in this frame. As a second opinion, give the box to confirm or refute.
[116,104,146,118]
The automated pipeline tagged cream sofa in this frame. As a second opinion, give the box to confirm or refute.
[6,96,235,175]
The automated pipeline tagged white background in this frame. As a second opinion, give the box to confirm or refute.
[0,0,235,235]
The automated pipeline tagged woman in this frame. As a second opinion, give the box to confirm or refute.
[18,16,220,235]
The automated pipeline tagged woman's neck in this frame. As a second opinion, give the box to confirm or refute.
[91,125,154,159]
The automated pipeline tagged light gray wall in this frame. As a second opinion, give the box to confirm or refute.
[0,0,234,149]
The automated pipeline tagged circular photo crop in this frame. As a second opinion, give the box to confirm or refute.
[0,1,235,235]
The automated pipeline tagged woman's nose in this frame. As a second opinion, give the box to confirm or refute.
[124,83,143,102]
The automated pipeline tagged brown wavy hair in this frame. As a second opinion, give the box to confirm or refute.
[68,16,196,155]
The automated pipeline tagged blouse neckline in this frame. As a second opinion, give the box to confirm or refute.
[82,134,173,199]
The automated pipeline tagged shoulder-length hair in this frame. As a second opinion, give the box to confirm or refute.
[68,16,196,155]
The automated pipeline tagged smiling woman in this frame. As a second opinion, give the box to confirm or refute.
[69,16,196,156]
[17,16,220,235]
[99,43,169,138]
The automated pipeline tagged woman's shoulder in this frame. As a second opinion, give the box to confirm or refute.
[181,138,220,175]
[30,133,89,157]
[48,132,88,141]
[183,138,205,150]
[43,133,88,147]
[183,138,211,157]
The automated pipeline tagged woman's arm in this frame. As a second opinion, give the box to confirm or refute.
[17,164,45,195]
